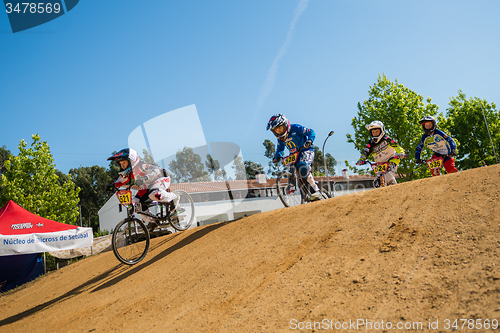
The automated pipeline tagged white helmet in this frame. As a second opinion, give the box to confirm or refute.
[366,120,385,144]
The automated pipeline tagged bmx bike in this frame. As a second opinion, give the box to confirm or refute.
[111,186,195,265]
[276,147,330,207]
[364,160,392,188]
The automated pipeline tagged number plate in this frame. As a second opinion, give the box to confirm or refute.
[117,189,132,206]
[282,152,299,166]
[371,163,388,174]
[427,159,443,169]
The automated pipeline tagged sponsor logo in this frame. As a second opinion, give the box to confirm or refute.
[11,223,33,230]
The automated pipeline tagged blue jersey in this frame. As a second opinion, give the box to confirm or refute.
[415,129,457,159]
[274,124,315,160]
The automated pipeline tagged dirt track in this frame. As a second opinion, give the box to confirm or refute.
[1,165,499,332]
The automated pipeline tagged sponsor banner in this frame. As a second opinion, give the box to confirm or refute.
[0,227,93,256]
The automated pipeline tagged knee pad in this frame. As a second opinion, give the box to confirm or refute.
[295,162,310,179]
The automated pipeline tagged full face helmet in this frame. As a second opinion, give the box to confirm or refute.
[419,115,437,135]
[366,120,386,144]
[107,148,140,178]
[266,114,291,141]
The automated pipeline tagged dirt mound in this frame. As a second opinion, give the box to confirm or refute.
[1,165,500,332]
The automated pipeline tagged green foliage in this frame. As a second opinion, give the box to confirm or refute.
[263,139,284,177]
[69,165,114,232]
[169,147,210,182]
[244,160,264,180]
[346,74,440,180]
[94,228,111,237]
[142,149,158,166]
[311,145,337,176]
[1,134,80,224]
[0,145,11,205]
[205,154,227,181]
[438,91,500,169]
[0,145,11,174]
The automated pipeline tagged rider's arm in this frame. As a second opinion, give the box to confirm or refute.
[113,175,130,188]
[414,134,427,160]
[360,140,374,161]
[274,140,285,160]
[304,127,315,143]
[294,124,315,144]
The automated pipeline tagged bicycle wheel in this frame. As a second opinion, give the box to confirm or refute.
[170,190,195,231]
[277,171,303,207]
[112,217,150,265]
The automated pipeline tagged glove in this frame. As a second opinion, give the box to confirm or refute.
[356,159,365,166]
[450,149,457,156]
[415,158,422,165]
[105,184,115,192]
[397,153,405,159]
[304,140,313,149]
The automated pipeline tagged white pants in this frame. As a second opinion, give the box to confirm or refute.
[383,163,398,186]
[147,177,177,202]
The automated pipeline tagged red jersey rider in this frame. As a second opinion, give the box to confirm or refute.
[108,148,180,230]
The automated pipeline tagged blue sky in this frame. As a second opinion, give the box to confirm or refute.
[1,0,499,176]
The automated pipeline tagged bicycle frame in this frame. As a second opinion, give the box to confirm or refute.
[116,187,170,222]
[115,186,191,230]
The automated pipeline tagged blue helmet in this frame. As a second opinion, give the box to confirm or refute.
[266,114,290,141]
[108,148,134,177]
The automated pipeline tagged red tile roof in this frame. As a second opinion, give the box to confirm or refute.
[170,175,375,194]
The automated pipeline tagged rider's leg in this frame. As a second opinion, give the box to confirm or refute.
[133,195,156,230]
[443,156,458,174]
[148,177,177,203]
[148,177,183,217]
[296,161,321,200]
[384,163,398,186]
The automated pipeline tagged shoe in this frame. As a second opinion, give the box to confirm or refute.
[169,207,185,218]
[147,221,158,232]
[309,191,323,201]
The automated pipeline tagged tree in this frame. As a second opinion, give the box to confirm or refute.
[1,134,80,224]
[311,145,337,176]
[142,149,159,166]
[244,160,264,180]
[0,146,12,205]
[232,155,246,180]
[169,147,210,182]
[346,74,440,181]
[263,139,284,177]
[438,91,500,169]
[0,145,11,175]
[205,154,227,181]
[69,166,114,231]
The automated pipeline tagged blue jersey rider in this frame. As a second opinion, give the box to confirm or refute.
[267,113,322,201]
[414,115,458,176]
